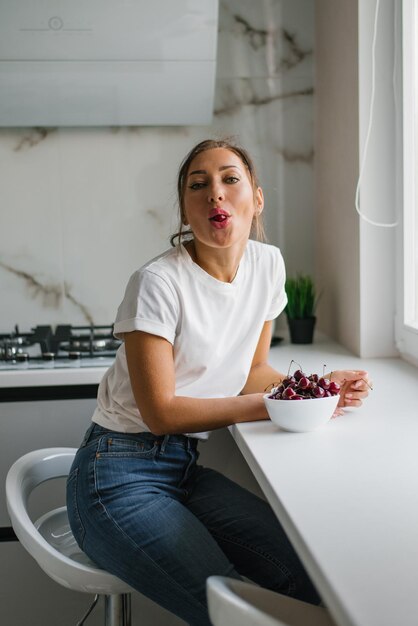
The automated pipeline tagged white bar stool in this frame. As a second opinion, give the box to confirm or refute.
[6,448,134,626]
[207,576,337,626]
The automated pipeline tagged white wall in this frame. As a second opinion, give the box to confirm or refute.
[314,0,361,354]
[315,0,398,357]
[358,0,398,357]
[0,0,315,336]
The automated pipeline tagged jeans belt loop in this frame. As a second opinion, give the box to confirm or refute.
[80,422,95,447]
[160,434,169,454]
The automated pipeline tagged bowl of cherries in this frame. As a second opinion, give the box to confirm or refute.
[263,363,341,432]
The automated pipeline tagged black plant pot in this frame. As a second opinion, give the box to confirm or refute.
[287,316,316,344]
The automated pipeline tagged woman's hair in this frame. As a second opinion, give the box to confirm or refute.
[170,138,266,246]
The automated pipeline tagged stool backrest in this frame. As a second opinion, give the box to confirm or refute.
[5,447,134,596]
[207,577,336,626]
[207,576,288,626]
[6,448,76,563]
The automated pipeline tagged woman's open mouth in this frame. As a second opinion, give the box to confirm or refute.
[208,209,231,229]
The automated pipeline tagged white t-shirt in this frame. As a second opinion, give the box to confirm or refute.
[92,240,287,439]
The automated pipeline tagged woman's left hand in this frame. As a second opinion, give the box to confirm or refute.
[326,369,372,417]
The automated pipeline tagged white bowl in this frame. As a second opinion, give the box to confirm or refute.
[263,393,340,432]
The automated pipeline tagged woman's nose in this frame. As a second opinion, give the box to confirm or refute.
[208,184,225,203]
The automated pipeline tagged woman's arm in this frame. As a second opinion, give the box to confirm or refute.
[125,321,372,435]
[240,321,287,394]
[124,330,269,435]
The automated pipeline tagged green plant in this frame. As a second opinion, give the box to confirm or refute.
[285,274,317,319]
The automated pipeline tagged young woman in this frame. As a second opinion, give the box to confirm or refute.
[67,139,370,626]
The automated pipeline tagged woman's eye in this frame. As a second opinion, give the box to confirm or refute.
[189,182,206,190]
[225,176,239,184]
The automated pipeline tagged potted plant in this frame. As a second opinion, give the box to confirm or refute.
[285,274,318,344]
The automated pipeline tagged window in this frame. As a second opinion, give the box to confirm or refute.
[396,0,418,365]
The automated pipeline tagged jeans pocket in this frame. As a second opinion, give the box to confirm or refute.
[66,467,86,549]
[98,434,159,458]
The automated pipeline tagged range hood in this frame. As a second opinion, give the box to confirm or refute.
[0,1,218,127]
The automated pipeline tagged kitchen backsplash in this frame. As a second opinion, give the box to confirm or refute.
[0,0,314,330]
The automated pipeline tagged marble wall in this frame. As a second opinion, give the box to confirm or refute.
[0,0,314,332]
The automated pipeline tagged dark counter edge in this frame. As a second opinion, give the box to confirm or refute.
[0,527,18,542]
[0,384,99,402]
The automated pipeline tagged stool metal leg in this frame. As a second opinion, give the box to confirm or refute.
[123,594,132,625]
[76,594,100,625]
[104,594,132,626]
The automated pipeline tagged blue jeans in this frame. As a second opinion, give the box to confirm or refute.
[67,423,320,625]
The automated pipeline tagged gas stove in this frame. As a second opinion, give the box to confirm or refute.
[0,324,121,372]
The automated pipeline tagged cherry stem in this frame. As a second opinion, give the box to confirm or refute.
[361,377,373,391]
[264,381,280,392]
[287,359,302,377]
[341,377,373,391]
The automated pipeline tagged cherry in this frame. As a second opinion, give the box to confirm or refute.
[294,369,305,382]
[282,376,296,387]
[270,384,284,396]
[328,381,340,395]
[297,376,310,390]
[312,386,325,398]
[268,363,341,401]
[282,387,296,399]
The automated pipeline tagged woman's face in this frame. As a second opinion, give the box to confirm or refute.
[182,148,263,251]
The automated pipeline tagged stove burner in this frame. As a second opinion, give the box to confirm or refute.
[0,324,121,363]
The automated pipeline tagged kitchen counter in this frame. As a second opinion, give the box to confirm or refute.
[229,336,418,626]
[0,358,113,401]
[0,364,110,388]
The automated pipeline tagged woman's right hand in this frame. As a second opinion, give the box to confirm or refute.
[327,369,372,409]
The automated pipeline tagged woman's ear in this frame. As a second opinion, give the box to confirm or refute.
[255,187,264,215]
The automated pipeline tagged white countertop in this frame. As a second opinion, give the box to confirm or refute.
[0,361,111,387]
[230,336,418,626]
